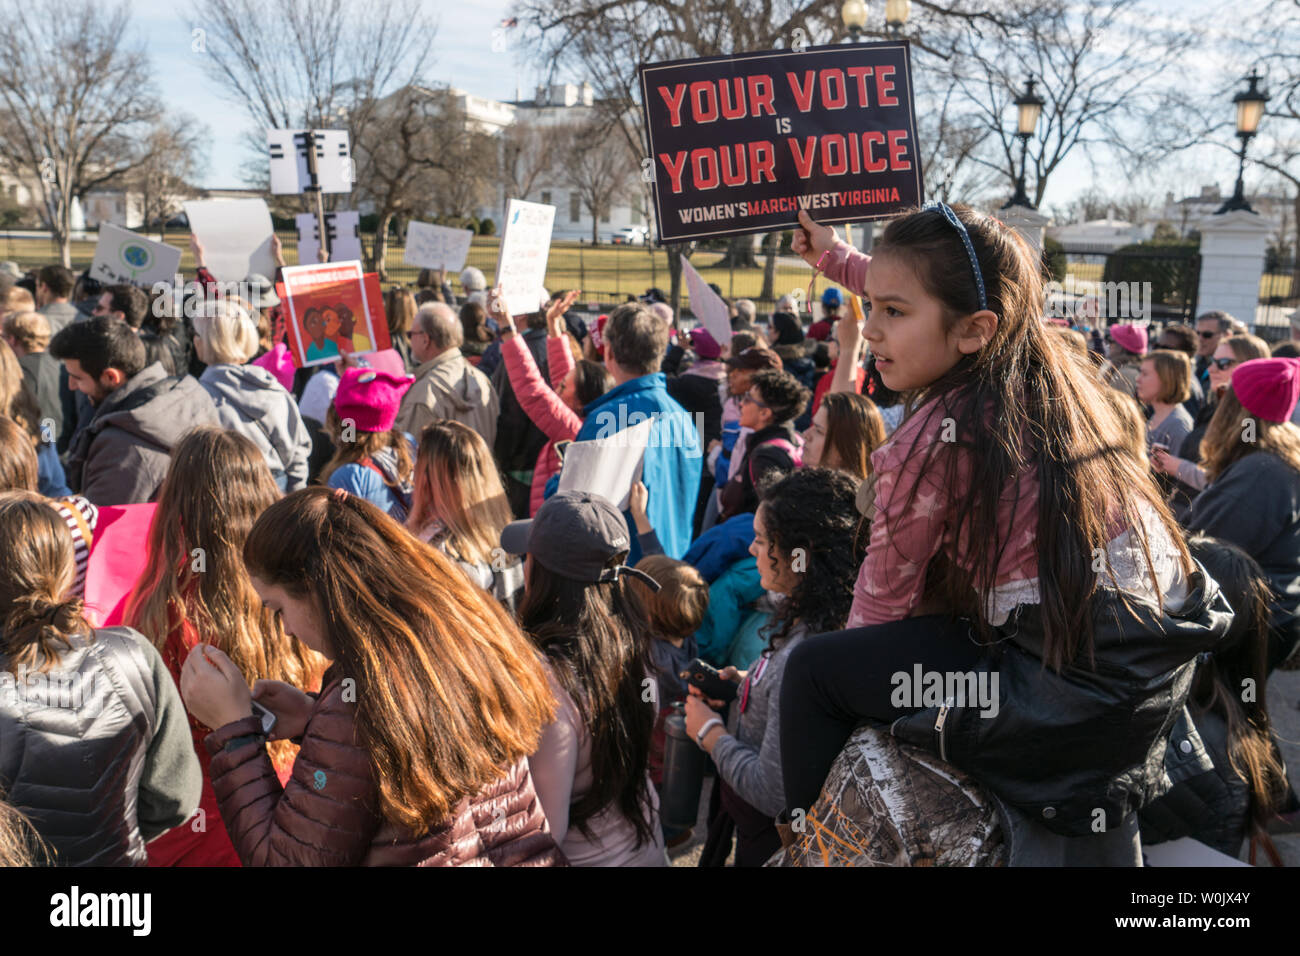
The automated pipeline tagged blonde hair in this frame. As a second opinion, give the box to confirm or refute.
[192,299,259,365]
[1101,387,1148,466]
[1143,349,1192,404]
[3,311,50,353]
[2,287,34,315]
[407,421,513,566]
[1222,334,1270,365]
[630,555,709,641]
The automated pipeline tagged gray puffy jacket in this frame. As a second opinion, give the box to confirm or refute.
[0,627,202,866]
[199,363,312,490]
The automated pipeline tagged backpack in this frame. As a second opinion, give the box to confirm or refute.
[747,436,803,485]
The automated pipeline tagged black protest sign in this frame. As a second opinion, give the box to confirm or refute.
[639,42,923,243]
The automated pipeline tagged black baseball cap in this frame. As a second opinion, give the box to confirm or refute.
[500,491,661,590]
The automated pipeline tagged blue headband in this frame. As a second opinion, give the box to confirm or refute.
[922,201,988,312]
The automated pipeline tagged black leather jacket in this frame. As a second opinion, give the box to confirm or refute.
[893,561,1233,838]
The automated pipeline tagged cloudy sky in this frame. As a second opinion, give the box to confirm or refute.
[133,0,1277,214]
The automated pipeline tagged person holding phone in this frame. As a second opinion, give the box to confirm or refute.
[685,468,863,867]
[178,487,565,867]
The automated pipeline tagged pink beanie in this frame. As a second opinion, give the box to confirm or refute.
[1231,357,1300,424]
[334,368,414,433]
[359,348,407,380]
[688,327,722,360]
[1109,323,1147,356]
[251,343,296,391]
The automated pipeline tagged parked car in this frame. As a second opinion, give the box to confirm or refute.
[610,225,650,245]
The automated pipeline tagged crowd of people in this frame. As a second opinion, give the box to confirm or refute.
[0,200,1297,867]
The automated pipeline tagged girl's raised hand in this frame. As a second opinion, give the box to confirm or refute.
[629,480,651,533]
[488,285,517,335]
[546,289,581,337]
[792,208,838,268]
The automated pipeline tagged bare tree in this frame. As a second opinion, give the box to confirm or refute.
[189,0,434,214]
[122,117,208,240]
[558,120,636,245]
[946,0,1200,208]
[0,0,164,265]
[499,119,565,202]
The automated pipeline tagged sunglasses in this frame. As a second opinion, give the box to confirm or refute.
[1211,357,1237,370]
[1198,330,1219,339]
[741,392,770,409]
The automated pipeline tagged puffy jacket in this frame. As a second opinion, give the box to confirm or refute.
[395,348,499,447]
[64,363,221,505]
[0,627,202,866]
[892,563,1233,838]
[1138,706,1249,858]
[199,363,312,491]
[501,333,580,516]
[205,667,565,866]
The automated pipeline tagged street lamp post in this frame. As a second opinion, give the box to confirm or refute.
[1217,69,1270,214]
[885,0,911,36]
[841,0,867,42]
[1002,75,1045,210]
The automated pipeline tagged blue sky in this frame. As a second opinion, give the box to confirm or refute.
[134,0,1268,214]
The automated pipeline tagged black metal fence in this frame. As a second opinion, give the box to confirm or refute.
[1057,247,1201,324]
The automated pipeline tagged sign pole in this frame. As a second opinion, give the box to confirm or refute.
[303,129,330,260]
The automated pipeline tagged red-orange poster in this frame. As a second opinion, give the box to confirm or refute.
[281,260,380,367]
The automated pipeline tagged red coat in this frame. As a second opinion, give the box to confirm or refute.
[811,359,866,416]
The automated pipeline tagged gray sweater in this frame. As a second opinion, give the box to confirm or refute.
[709,621,808,819]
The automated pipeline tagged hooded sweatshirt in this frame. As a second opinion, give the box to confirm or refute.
[65,363,221,506]
[199,363,312,491]
[395,347,499,447]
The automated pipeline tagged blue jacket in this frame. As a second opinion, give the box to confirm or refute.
[685,513,755,583]
[545,373,702,562]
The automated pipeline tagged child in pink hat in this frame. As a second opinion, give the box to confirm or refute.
[321,368,417,520]
[1102,323,1148,399]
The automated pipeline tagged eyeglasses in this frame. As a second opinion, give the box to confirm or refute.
[1198,330,1219,340]
[1211,357,1237,370]
[741,392,770,409]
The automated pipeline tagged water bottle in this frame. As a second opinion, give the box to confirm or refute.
[660,700,707,828]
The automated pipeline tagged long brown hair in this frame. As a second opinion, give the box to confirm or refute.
[0,339,41,444]
[242,488,555,831]
[384,287,416,336]
[1199,387,1300,482]
[1185,535,1289,842]
[125,428,326,764]
[873,205,1193,671]
[406,421,513,566]
[821,392,886,480]
[0,796,50,866]
[0,417,38,491]
[0,491,90,674]
[319,405,413,489]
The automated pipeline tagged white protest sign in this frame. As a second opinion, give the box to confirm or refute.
[267,129,353,195]
[681,255,732,345]
[89,223,182,288]
[495,198,556,310]
[557,418,654,511]
[296,211,362,265]
[404,221,473,272]
[183,199,276,283]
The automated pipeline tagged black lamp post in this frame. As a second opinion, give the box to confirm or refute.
[1002,75,1044,210]
[1217,69,1270,214]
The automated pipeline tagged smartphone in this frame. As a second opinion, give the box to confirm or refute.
[680,658,739,703]
[250,700,277,736]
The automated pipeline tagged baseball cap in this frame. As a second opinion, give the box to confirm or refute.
[822,288,843,308]
[500,491,661,590]
[725,346,783,372]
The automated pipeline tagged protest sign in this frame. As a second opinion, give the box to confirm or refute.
[267,128,353,194]
[681,256,732,345]
[404,221,474,272]
[495,198,556,310]
[88,224,182,288]
[639,42,922,242]
[280,260,379,368]
[183,198,276,282]
[296,211,363,264]
[557,418,654,511]
[83,503,157,628]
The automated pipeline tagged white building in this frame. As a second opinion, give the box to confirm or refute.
[1047,213,1153,252]
[1160,185,1288,245]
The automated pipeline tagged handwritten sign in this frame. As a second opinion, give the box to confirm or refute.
[404,221,474,272]
[89,224,182,288]
[495,198,556,310]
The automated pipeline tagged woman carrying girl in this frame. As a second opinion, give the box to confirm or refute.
[125,427,327,865]
[777,205,1230,863]
[406,420,525,613]
[178,487,564,866]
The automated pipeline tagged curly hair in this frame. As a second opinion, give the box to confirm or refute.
[755,468,864,649]
[750,368,811,424]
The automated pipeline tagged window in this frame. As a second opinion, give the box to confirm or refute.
[541,190,552,205]
[570,192,581,223]
[600,203,611,224]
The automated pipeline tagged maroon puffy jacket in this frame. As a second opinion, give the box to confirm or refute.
[205,672,566,866]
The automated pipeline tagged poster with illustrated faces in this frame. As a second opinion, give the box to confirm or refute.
[280,260,382,368]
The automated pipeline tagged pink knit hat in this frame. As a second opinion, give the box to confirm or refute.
[1231,357,1300,423]
[334,368,414,433]
[358,348,407,380]
[251,343,296,391]
[688,327,722,360]
[1108,323,1147,356]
